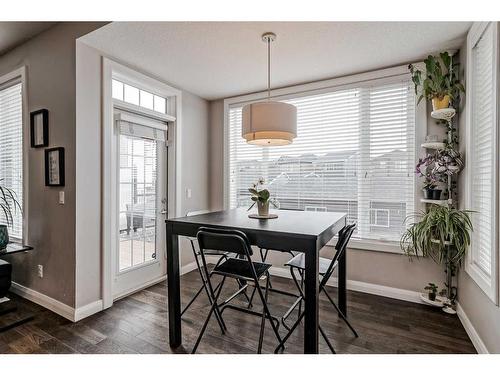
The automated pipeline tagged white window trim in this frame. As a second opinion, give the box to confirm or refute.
[465,21,500,304]
[223,64,427,254]
[0,66,29,243]
[102,58,182,309]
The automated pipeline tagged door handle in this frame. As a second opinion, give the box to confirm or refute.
[160,209,167,215]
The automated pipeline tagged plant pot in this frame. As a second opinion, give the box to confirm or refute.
[0,225,9,250]
[257,201,270,216]
[422,188,433,199]
[428,292,436,301]
[432,95,450,111]
[431,189,442,200]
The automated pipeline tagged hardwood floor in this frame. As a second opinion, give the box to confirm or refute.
[0,270,476,354]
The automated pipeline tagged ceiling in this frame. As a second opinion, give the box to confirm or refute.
[81,22,472,100]
[0,22,56,56]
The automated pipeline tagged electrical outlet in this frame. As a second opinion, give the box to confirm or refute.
[59,191,65,204]
[186,188,192,199]
[37,265,43,278]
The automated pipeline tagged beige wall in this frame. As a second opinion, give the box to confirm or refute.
[208,87,445,293]
[0,22,105,307]
[75,41,211,306]
[456,38,500,354]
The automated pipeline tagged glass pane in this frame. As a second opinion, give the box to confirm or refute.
[140,90,154,110]
[118,134,157,271]
[154,95,166,113]
[112,80,124,100]
[124,84,140,105]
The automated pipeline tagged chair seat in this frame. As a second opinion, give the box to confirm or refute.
[285,253,337,275]
[213,258,271,281]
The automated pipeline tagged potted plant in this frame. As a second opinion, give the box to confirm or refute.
[247,178,279,216]
[409,52,465,111]
[416,155,443,200]
[400,205,473,303]
[0,180,22,250]
[424,283,439,301]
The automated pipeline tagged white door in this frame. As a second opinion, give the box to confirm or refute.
[113,110,168,299]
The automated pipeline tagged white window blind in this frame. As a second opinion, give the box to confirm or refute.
[0,81,23,239]
[228,78,416,243]
[469,23,495,280]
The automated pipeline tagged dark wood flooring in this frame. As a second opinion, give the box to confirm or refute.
[0,270,476,354]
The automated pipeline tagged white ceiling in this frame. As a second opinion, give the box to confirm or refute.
[0,22,56,56]
[81,22,472,100]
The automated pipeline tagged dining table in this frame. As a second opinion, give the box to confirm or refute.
[165,208,347,354]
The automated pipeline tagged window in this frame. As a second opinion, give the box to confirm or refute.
[466,22,499,302]
[0,80,23,239]
[112,79,167,114]
[227,74,416,244]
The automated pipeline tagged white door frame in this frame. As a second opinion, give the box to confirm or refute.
[102,58,182,309]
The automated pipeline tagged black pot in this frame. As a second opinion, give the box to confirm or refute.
[432,189,442,200]
[423,188,433,199]
[428,292,436,301]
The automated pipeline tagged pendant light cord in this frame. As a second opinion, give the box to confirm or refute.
[267,37,271,100]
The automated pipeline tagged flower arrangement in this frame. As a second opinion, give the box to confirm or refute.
[247,178,279,216]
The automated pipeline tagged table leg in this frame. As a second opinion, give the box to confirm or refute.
[303,243,319,354]
[338,243,347,317]
[166,222,181,347]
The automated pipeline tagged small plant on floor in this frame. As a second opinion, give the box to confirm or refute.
[248,178,279,216]
[424,283,439,301]
[0,179,22,250]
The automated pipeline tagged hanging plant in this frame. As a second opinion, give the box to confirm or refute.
[409,52,465,110]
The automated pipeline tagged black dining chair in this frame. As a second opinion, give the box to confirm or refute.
[192,227,284,354]
[275,223,358,354]
[180,210,252,333]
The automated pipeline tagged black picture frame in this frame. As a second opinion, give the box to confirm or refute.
[45,147,65,187]
[30,109,49,148]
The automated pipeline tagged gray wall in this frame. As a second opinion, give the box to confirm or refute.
[208,92,445,293]
[75,41,211,307]
[0,22,105,307]
[456,38,500,354]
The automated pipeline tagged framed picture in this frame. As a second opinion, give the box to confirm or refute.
[45,147,65,187]
[30,109,49,148]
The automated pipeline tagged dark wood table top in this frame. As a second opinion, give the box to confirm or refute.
[0,243,34,257]
[168,208,346,237]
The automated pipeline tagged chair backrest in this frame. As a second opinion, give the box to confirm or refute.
[196,226,254,258]
[321,223,356,286]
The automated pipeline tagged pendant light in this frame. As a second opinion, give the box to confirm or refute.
[242,32,297,146]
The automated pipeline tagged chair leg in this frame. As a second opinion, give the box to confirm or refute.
[319,324,336,354]
[181,283,204,316]
[192,276,226,354]
[257,276,270,354]
[274,310,305,353]
[298,269,304,320]
[322,287,358,337]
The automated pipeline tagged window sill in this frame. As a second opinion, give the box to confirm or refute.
[325,238,404,254]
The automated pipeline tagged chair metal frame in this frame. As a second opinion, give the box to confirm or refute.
[275,223,358,354]
[191,227,284,354]
[180,211,252,334]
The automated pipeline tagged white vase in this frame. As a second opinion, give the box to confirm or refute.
[257,201,269,216]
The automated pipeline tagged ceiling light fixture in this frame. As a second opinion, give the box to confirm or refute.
[242,32,297,146]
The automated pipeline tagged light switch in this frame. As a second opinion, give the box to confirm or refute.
[59,191,65,204]
[186,188,192,199]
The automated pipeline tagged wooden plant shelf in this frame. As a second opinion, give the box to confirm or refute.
[420,198,452,206]
[421,142,446,150]
[431,108,456,121]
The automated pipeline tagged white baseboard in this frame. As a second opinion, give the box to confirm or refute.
[74,300,103,321]
[268,266,422,304]
[10,282,75,321]
[180,261,198,276]
[456,302,489,354]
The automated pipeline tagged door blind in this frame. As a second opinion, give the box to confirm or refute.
[228,78,415,243]
[470,22,495,277]
[0,81,23,239]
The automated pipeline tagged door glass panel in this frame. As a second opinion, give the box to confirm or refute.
[119,134,158,271]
